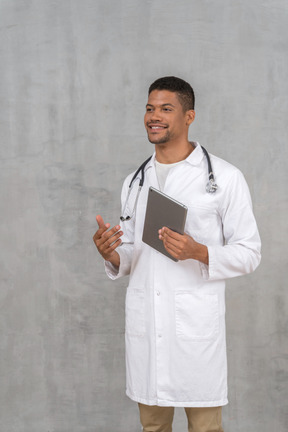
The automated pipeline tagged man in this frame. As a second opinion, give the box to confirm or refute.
[93,76,261,432]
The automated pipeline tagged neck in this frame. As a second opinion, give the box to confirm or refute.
[155,140,195,164]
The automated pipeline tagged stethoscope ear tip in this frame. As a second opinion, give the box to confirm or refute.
[120,215,132,221]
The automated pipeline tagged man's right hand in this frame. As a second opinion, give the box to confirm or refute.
[93,215,123,267]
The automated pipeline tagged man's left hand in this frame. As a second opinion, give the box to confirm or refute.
[158,227,209,265]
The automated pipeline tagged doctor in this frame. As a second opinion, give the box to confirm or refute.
[93,76,261,432]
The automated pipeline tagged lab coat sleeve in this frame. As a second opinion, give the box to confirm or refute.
[104,175,135,280]
[200,169,261,280]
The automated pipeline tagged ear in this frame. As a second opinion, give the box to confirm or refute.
[186,110,195,126]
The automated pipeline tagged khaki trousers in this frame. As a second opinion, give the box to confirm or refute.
[138,403,224,432]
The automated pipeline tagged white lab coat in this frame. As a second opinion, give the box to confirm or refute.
[105,143,261,407]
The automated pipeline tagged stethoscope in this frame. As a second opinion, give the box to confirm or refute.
[120,145,218,222]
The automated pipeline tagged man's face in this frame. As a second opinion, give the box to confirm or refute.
[144,90,192,145]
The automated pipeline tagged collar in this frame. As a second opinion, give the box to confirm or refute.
[144,141,204,172]
[185,142,205,166]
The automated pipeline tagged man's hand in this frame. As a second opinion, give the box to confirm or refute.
[158,227,208,265]
[93,215,123,267]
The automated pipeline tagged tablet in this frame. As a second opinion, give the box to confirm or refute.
[142,187,188,261]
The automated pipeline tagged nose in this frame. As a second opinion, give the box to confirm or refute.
[149,108,162,122]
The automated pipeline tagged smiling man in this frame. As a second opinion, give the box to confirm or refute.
[145,90,194,147]
[93,76,261,432]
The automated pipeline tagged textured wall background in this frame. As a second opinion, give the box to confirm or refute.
[0,1,287,431]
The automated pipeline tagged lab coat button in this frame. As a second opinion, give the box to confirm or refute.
[156,291,160,296]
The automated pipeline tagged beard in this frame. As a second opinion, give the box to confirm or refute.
[147,129,171,144]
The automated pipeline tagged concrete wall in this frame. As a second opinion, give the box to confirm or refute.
[0,1,287,431]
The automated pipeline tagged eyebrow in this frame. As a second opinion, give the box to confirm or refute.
[146,103,176,108]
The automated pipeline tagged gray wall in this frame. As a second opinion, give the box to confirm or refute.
[0,1,287,431]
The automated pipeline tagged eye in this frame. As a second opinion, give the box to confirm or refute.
[146,107,153,113]
[163,107,172,112]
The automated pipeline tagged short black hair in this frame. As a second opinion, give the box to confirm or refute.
[148,76,195,111]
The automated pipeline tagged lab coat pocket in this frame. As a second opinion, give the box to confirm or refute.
[175,292,219,340]
[185,204,213,243]
[125,287,145,337]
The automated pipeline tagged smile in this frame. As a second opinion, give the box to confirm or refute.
[148,124,168,130]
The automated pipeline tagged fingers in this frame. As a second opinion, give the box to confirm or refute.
[93,221,123,260]
[93,223,120,246]
[159,227,188,260]
[105,236,122,254]
[94,215,111,241]
[96,214,105,228]
[159,227,182,246]
[93,224,109,242]
[100,228,123,259]
[159,227,182,240]
[100,225,122,248]
[163,242,179,258]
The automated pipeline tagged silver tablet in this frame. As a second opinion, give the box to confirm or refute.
[142,187,188,261]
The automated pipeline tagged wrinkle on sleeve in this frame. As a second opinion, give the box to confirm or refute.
[200,169,261,281]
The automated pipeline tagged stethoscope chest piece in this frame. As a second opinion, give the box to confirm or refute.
[206,179,218,194]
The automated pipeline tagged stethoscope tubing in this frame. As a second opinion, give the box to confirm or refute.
[120,146,217,221]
